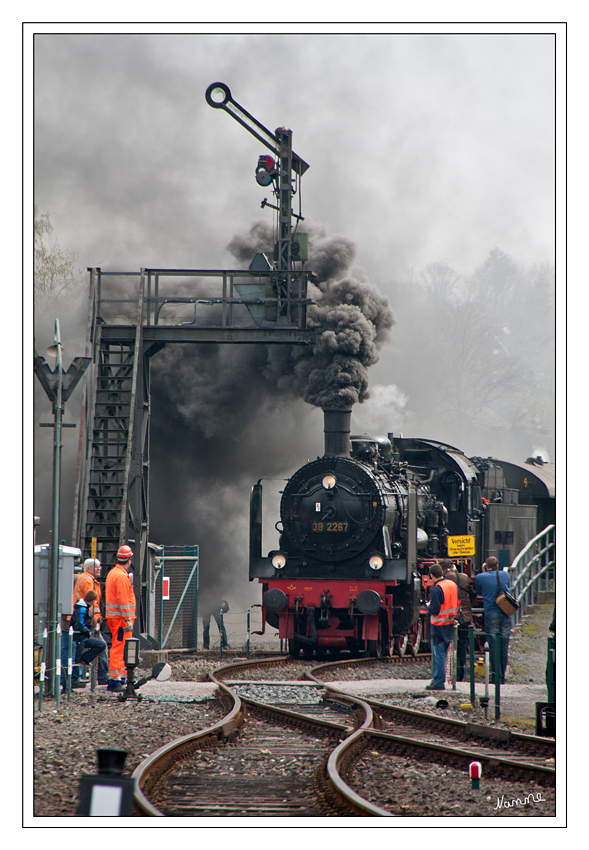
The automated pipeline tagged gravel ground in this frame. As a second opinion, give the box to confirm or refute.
[348,749,556,817]
[30,602,557,820]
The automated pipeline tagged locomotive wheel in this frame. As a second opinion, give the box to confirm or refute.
[407,621,423,656]
[393,635,409,656]
[367,639,382,658]
[288,639,302,658]
[367,619,384,658]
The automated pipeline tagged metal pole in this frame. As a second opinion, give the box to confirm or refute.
[55,621,62,709]
[452,623,458,690]
[159,552,164,649]
[67,626,74,701]
[219,610,224,660]
[247,608,251,659]
[483,641,490,720]
[91,623,99,692]
[469,624,475,706]
[277,127,293,274]
[547,636,555,703]
[194,553,199,651]
[494,637,501,720]
[48,320,64,697]
[38,628,47,711]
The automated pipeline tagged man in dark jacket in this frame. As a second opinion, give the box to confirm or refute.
[202,600,230,649]
[474,556,513,684]
[441,559,475,681]
[426,564,460,690]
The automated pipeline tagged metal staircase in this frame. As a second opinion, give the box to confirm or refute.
[72,265,314,634]
[74,271,154,570]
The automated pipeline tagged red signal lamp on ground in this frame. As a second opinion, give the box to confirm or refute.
[469,760,482,790]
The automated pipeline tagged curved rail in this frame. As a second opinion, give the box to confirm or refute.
[132,664,246,815]
[133,655,396,817]
[214,655,396,816]
[133,654,554,817]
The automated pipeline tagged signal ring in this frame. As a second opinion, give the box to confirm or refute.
[205,82,232,108]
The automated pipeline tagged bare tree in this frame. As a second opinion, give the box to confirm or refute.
[34,206,81,308]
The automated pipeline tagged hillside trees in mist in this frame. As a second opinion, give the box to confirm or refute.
[390,249,555,459]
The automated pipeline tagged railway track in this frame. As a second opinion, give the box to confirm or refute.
[132,655,555,817]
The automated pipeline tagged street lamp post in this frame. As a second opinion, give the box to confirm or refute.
[34,320,91,696]
[47,320,63,698]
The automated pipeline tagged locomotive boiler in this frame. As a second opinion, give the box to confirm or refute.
[249,407,541,658]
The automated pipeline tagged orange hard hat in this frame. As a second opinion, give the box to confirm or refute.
[117,544,133,562]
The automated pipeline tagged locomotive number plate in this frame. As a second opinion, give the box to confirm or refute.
[312,522,349,532]
[447,535,476,556]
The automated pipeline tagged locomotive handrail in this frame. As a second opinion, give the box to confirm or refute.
[508,525,555,625]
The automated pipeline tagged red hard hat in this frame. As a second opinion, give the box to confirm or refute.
[117,545,133,561]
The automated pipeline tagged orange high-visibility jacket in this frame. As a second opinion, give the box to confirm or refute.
[105,564,136,624]
[73,571,101,623]
[430,578,460,626]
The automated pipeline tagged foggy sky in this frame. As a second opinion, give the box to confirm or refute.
[31,29,557,618]
[33,33,555,288]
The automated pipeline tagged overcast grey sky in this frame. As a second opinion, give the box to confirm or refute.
[34,31,555,286]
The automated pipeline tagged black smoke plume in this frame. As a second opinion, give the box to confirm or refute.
[148,221,394,611]
[228,222,395,408]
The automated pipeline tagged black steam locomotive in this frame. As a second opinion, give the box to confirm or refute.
[249,408,554,658]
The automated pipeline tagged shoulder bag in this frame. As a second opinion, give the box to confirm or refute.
[495,570,519,616]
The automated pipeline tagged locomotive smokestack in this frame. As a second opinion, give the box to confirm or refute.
[323,408,352,457]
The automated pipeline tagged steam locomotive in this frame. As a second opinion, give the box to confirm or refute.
[249,407,554,658]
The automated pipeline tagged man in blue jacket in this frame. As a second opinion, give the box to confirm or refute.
[474,556,513,684]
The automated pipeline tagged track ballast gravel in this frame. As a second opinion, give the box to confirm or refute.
[31,603,557,818]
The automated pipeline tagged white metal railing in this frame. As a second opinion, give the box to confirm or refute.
[508,525,555,624]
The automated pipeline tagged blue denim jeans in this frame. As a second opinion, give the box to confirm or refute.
[61,631,109,687]
[431,634,452,687]
[484,610,512,683]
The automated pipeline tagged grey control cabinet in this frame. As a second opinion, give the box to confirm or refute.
[34,544,82,639]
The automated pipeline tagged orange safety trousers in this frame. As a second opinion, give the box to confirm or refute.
[107,617,135,679]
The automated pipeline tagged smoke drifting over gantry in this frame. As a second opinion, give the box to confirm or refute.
[228,221,395,409]
[148,221,395,603]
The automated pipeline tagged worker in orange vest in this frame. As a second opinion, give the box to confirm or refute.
[105,545,136,692]
[72,558,109,685]
[74,558,103,623]
[426,562,460,690]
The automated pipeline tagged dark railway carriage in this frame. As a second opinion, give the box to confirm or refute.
[493,455,555,536]
[249,407,543,658]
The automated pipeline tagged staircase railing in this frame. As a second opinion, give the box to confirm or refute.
[508,525,555,625]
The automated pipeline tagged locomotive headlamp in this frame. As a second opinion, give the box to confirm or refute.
[271,552,287,570]
[369,555,384,571]
[322,474,337,490]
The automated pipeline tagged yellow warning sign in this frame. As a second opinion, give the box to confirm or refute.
[447,535,476,557]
